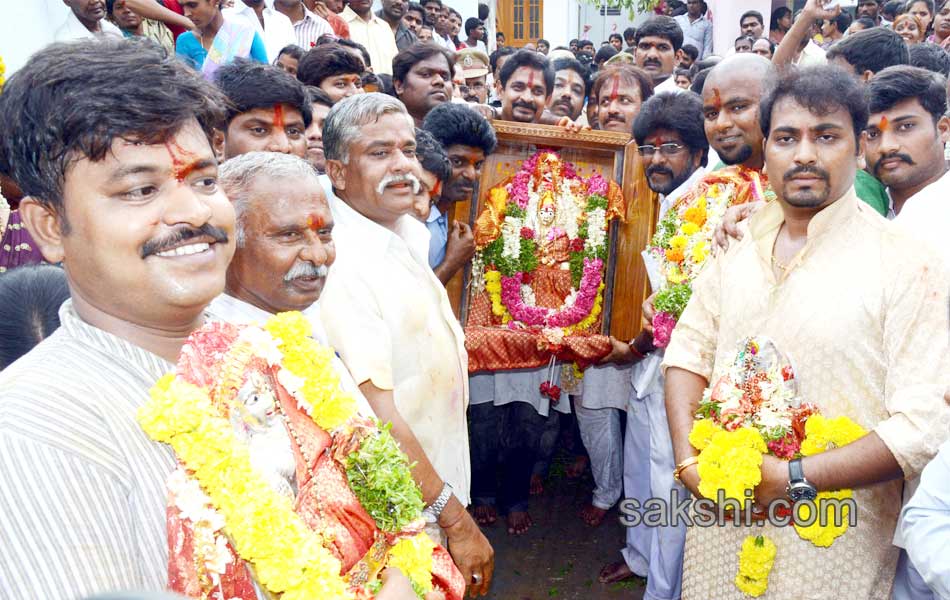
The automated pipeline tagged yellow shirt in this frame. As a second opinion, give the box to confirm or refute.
[663,189,950,599]
[339,6,399,75]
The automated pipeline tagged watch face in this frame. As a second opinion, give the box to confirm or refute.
[788,482,818,502]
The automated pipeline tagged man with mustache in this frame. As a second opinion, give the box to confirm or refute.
[377,0,418,52]
[633,16,684,94]
[224,0,297,62]
[547,57,588,121]
[319,93,495,596]
[421,102,496,284]
[497,49,554,124]
[394,42,455,127]
[593,64,655,133]
[598,92,708,596]
[214,59,312,159]
[866,66,950,263]
[56,0,123,40]
[664,65,950,599]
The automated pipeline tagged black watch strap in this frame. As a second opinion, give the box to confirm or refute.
[788,458,805,482]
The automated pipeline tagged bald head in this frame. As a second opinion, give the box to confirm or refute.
[701,54,773,169]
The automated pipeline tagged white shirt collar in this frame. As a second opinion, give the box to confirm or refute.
[891,168,950,221]
[426,204,443,223]
[333,197,431,265]
[56,10,122,41]
[667,165,708,205]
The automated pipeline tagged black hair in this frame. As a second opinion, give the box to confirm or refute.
[633,91,709,163]
[770,6,792,30]
[0,264,70,369]
[909,42,950,75]
[498,31,507,40]
[336,38,372,70]
[421,102,497,154]
[538,38,550,47]
[490,45,517,72]
[830,10,853,34]
[826,27,910,75]
[753,37,776,56]
[735,35,755,46]
[688,55,721,77]
[276,44,305,62]
[868,65,948,120]
[883,0,906,18]
[905,0,935,14]
[408,2,425,16]
[623,27,637,41]
[854,16,880,29]
[0,39,226,224]
[305,86,334,109]
[591,65,655,104]
[215,59,312,127]
[498,49,555,94]
[376,73,395,96]
[422,0,442,7]
[740,10,764,27]
[414,128,452,183]
[570,38,579,46]
[465,17,483,36]
[297,44,364,87]
[478,2,489,20]
[674,67,692,80]
[680,43,700,62]
[690,67,713,94]
[635,16,684,52]
[595,45,619,64]
[578,39,595,49]
[609,33,623,43]
[552,57,588,81]
[392,42,455,84]
[760,65,869,144]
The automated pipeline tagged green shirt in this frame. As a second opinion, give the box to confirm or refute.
[710,160,889,217]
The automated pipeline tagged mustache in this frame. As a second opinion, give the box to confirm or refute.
[642,58,662,67]
[873,152,916,175]
[513,100,537,111]
[606,113,626,123]
[140,223,229,258]
[646,165,673,178]
[782,165,830,183]
[284,260,329,282]
[376,172,421,194]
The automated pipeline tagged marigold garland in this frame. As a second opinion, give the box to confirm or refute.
[735,535,776,597]
[388,532,437,596]
[695,427,766,503]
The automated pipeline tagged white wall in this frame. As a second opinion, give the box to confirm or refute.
[0,0,70,75]
[711,0,772,55]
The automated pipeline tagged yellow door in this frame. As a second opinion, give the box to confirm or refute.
[498,0,544,47]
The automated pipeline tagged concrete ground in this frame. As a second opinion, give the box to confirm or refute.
[476,457,646,600]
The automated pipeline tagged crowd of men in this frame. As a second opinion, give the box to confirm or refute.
[1,0,950,598]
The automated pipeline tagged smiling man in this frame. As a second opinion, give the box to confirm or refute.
[319,93,495,596]
[214,59,312,159]
[0,38,235,597]
[393,42,455,126]
[497,49,555,123]
[56,0,123,40]
[664,64,950,600]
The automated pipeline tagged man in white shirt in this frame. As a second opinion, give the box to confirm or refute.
[673,0,713,59]
[55,0,123,41]
[865,66,950,265]
[273,0,333,50]
[596,91,708,600]
[224,0,296,62]
[340,0,400,75]
[212,151,373,414]
[634,16,686,94]
[318,93,494,596]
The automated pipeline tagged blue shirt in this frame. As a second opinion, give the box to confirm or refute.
[174,30,268,70]
[898,440,950,599]
[426,205,449,269]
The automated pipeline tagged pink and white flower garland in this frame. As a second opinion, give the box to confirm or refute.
[499,257,604,328]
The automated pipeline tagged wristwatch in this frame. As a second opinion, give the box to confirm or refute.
[786,458,818,502]
[422,482,454,524]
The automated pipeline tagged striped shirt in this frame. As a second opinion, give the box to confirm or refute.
[290,7,334,49]
[0,300,176,599]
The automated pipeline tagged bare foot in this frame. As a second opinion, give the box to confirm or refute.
[598,561,636,584]
[471,504,497,526]
[506,510,533,535]
[529,474,544,496]
[565,455,588,479]
[580,504,607,527]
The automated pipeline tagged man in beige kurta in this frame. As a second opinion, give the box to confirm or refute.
[662,65,950,599]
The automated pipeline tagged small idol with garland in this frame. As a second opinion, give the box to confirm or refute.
[683,336,866,597]
[137,313,464,600]
[465,150,626,389]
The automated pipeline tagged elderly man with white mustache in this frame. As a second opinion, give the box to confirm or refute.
[319,93,495,597]
[208,151,372,412]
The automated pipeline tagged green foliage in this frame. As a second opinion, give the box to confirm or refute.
[652,207,680,250]
[653,282,692,319]
[480,233,537,276]
[345,421,425,533]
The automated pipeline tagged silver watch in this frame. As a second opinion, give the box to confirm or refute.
[422,483,454,524]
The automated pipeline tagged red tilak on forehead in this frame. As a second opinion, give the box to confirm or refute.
[164,140,199,182]
[877,116,890,131]
[307,215,325,231]
[527,71,536,88]
[710,88,722,110]
[609,75,621,102]
[273,104,285,129]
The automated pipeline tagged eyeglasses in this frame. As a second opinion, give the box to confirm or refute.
[637,142,686,157]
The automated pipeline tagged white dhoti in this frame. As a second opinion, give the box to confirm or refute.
[576,364,630,510]
[620,352,686,600]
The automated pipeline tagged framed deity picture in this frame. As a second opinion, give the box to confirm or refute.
[445,121,658,373]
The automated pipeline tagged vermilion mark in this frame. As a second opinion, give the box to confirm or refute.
[307,214,325,231]
[164,140,199,182]
[527,70,536,89]
[274,104,285,129]
[878,116,889,131]
[710,88,722,110]
[609,75,621,102]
